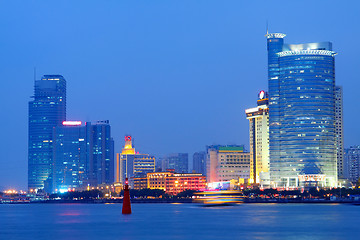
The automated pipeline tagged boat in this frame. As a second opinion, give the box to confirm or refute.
[193,190,244,207]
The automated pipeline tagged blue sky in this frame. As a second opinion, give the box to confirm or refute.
[0,0,359,189]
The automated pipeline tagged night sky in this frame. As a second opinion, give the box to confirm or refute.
[1,0,359,190]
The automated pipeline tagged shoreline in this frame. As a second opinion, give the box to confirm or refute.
[2,198,360,204]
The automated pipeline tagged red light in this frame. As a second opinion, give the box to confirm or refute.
[125,136,132,141]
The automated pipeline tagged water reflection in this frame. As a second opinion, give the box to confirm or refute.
[0,203,359,240]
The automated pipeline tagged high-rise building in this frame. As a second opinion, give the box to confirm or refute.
[335,86,344,178]
[52,120,114,192]
[206,145,250,183]
[162,153,189,173]
[344,146,360,183]
[28,75,66,192]
[88,120,114,186]
[266,33,337,188]
[52,121,86,192]
[116,136,155,185]
[193,151,206,175]
[245,90,270,187]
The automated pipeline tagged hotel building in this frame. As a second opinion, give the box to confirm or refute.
[116,136,155,186]
[245,91,270,187]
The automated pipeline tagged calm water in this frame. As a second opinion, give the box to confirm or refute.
[0,203,359,240]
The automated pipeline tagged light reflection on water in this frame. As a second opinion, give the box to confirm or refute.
[0,203,359,240]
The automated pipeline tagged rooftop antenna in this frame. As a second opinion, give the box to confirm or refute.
[266,20,269,35]
[34,67,36,81]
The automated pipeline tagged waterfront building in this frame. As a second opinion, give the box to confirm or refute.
[52,121,86,192]
[28,75,66,192]
[134,170,206,195]
[162,153,188,173]
[88,120,115,186]
[193,151,207,176]
[206,145,250,183]
[245,91,270,187]
[52,120,114,192]
[344,146,360,183]
[335,86,344,178]
[266,32,338,188]
[116,136,156,186]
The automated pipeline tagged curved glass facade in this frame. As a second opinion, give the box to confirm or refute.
[267,34,337,188]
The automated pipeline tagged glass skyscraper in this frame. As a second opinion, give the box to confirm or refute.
[266,33,337,188]
[28,75,66,192]
[52,120,115,192]
[53,121,87,192]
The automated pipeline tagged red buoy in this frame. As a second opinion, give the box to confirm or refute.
[122,178,132,214]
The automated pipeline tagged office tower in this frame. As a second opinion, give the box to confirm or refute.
[87,120,114,185]
[116,136,155,185]
[206,145,250,183]
[52,121,86,192]
[162,153,189,173]
[193,151,207,175]
[266,33,337,188]
[245,91,270,187]
[52,120,114,192]
[28,75,66,192]
[335,86,344,178]
[344,146,360,183]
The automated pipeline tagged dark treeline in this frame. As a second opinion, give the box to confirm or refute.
[49,189,104,200]
[48,189,199,200]
[120,189,198,199]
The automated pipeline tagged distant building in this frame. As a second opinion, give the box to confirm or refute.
[206,145,250,183]
[335,86,344,178]
[116,136,155,186]
[245,90,270,187]
[134,171,206,195]
[28,75,66,192]
[52,120,114,192]
[162,153,188,173]
[344,146,360,183]
[193,151,206,175]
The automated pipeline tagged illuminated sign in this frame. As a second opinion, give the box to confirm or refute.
[298,175,325,182]
[125,136,132,141]
[259,90,265,99]
[62,121,82,126]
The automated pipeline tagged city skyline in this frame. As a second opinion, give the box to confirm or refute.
[1,1,360,189]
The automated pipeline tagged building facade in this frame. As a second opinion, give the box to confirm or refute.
[116,136,155,186]
[162,153,188,173]
[28,75,66,192]
[206,145,250,183]
[335,86,344,178]
[193,151,207,176]
[52,120,114,192]
[344,146,360,183]
[134,171,206,195]
[88,120,114,186]
[52,121,86,192]
[266,33,337,188]
[245,91,270,187]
